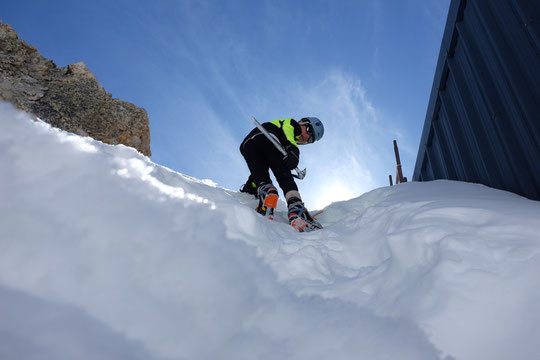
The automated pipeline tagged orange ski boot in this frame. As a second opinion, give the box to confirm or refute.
[256,183,279,220]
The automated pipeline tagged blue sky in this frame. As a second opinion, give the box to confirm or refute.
[3,0,450,208]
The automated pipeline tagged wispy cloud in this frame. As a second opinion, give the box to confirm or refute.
[288,70,398,208]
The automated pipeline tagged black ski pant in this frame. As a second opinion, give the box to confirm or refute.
[240,131,298,196]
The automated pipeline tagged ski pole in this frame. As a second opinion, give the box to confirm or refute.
[251,116,306,179]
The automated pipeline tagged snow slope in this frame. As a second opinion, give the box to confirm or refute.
[1,102,539,360]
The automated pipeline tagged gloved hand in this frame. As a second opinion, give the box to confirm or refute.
[283,150,299,170]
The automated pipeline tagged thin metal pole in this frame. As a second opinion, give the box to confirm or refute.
[393,140,404,184]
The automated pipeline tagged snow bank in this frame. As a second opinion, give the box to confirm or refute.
[1,102,539,359]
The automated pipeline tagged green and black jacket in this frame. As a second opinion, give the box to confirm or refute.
[263,118,301,155]
[242,118,302,159]
[239,118,302,195]
[266,118,303,149]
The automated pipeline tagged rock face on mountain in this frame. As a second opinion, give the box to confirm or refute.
[0,20,151,156]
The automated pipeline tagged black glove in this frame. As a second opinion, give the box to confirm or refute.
[283,151,299,170]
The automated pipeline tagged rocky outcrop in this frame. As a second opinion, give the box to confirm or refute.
[0,20,151,156]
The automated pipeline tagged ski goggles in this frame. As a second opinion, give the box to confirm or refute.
[305,123,314,143]
[299,119,314,143]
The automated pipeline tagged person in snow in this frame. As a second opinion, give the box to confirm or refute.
[239,117,324,232]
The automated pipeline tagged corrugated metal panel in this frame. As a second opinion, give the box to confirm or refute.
[413,0,540,200]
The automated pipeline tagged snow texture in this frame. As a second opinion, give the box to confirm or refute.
[1,102,539,359]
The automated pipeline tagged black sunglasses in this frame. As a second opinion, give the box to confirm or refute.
[305,123,314,143]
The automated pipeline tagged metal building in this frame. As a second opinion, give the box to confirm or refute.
[413,0,540,200]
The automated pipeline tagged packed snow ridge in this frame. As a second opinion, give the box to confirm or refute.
[1,102,539,360]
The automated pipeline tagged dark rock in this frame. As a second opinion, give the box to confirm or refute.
[0,20,151,156]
